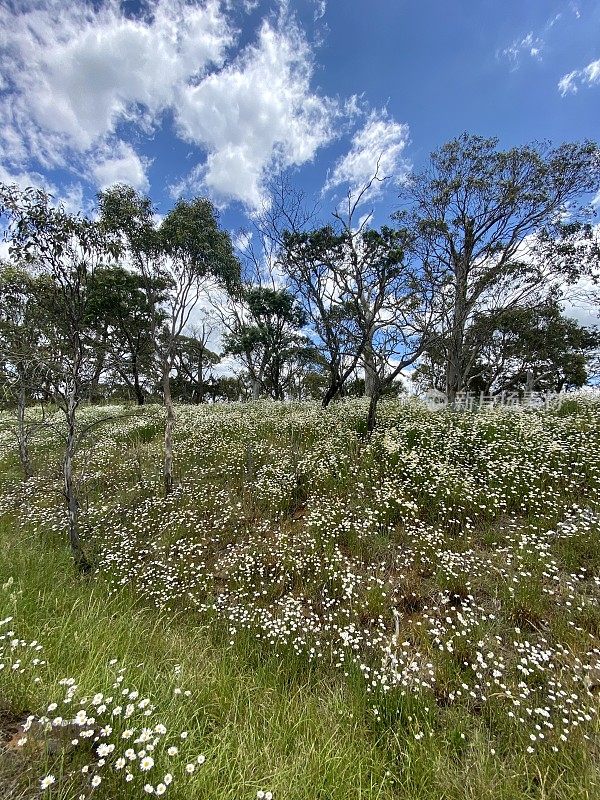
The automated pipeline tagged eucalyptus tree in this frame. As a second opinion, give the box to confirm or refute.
[0,261,43,479]
[99,186,239,494]
[401,134,600,401]
[281,224,361,404]
[463,302,599,394]
[281,179,440,430]
[0,184,117,571]
[222,285,313,400]
[172,322,220,404]
[86,265,167,405]
[247,175,360,405]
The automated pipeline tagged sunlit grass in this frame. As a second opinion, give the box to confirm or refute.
[1,395,599,799]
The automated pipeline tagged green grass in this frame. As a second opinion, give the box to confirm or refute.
[0,524,397,800]
[3,524,599,800]
[0,398,599,799]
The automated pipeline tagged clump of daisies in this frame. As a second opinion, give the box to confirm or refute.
[17,657,207,797]
[0,580,46,689]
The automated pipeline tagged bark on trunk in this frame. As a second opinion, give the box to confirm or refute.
[63,397,90,573]
[251,376,261,400]
[322,380,341,408]
[197,357,205,404]
[134,382,145,406]
[359,288,377,398]
[446,329,463,403]
[16,382,33,480]
[446,279,468,403]
[132,355,145,405]
[163,365,175,496]
[363,338,377,398]
[321,362,346,408]
[446,228,473,404]
[525,369,535,393]
[366,383,381,436]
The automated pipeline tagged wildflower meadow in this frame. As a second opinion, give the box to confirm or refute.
[0,394,599,799]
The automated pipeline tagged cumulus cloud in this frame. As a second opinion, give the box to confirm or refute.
[90,141,151,192]
[0,0,349,208]
[323,110,410,203]
[174,16,339,207]
[0,0,232,154]
[0,0,232,195]
[558,57,600,95]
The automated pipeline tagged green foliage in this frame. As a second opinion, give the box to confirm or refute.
[402,134,600,398]
[224,285,316,400]
[470,302,598,392]
[160,198,240,292]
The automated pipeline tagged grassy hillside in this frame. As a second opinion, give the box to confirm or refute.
[1,397,599,799]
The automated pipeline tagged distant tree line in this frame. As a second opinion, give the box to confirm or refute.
[1,133,600,567]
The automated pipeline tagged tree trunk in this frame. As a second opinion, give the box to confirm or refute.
[134,380,145,405]
[446,273,468,403]
[251,376,261,400]
[132,355,145,405]
[197,356,205,404]
[525,369,535,393]
[446,228,473,404]
[322,380,341,408]
[63,397,90,573]
[162,365,175,496]
[322,361,346,408]
[363,338,377,397]
[366,383,381,436]
[16,382,33,480]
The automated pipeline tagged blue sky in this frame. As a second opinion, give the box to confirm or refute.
[0,0,599,236]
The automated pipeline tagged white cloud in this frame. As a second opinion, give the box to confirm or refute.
[58,184,88,216]
[231,229,253,254]
[0,164,53,193]
[323,110,410,203]
[0,164,87,216]
[501,32,545,68]
[174,16,339,207]
[90,141,150,192]
[0,0,231,190]
[562,274,599,327]
[558,57,600,95]
[0,0,232,154]
[584,59,600,84]
[0,0,347,208]
[558,70,580,95]
[499,12,570,72]
[313,1,327,21]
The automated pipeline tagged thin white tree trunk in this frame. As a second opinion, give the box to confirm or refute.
[16,382,33,480]
[363,337,377,397]
[63,390,89,572]
[163,364,175,496]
